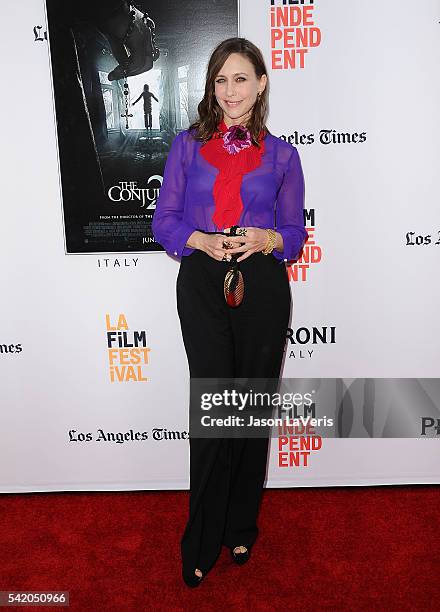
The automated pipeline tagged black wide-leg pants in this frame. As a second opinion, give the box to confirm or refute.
[176,249,291,576]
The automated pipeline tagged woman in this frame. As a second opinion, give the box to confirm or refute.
[132,84,159,130]
[152,37,308,587]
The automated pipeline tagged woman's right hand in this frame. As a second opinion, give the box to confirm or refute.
[186,231,233,261]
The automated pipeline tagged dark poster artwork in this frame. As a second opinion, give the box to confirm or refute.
[45,0,238,253]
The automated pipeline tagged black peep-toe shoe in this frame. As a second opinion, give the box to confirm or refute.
[229,545,251,565]
[182,567,204,588]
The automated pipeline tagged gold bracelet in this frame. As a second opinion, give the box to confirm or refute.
[262,229,277,255]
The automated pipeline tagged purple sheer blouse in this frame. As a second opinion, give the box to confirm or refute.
[151,128,308,262]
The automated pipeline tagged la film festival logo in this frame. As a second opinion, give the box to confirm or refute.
[105,314,151,382]
[286,209,321,282]
[270,0,322,70]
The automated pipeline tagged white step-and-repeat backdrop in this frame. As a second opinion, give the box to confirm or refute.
[1,0,439,492]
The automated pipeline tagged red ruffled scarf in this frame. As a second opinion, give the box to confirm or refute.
[200,119,266,230]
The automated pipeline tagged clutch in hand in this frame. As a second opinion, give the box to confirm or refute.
[223,225,244,308]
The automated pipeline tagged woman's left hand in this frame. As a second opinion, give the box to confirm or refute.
[222,227,272,262]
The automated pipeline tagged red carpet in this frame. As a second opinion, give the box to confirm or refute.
[1,486,439,611]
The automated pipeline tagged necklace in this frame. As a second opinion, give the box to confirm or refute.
[217,120,253,154]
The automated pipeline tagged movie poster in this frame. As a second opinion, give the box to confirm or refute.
[45,0,238,253]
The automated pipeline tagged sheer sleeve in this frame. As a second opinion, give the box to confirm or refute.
[272,145,308,262]
[151,131,198,258]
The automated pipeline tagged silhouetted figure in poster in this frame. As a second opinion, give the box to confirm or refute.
[133,84,159,130]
